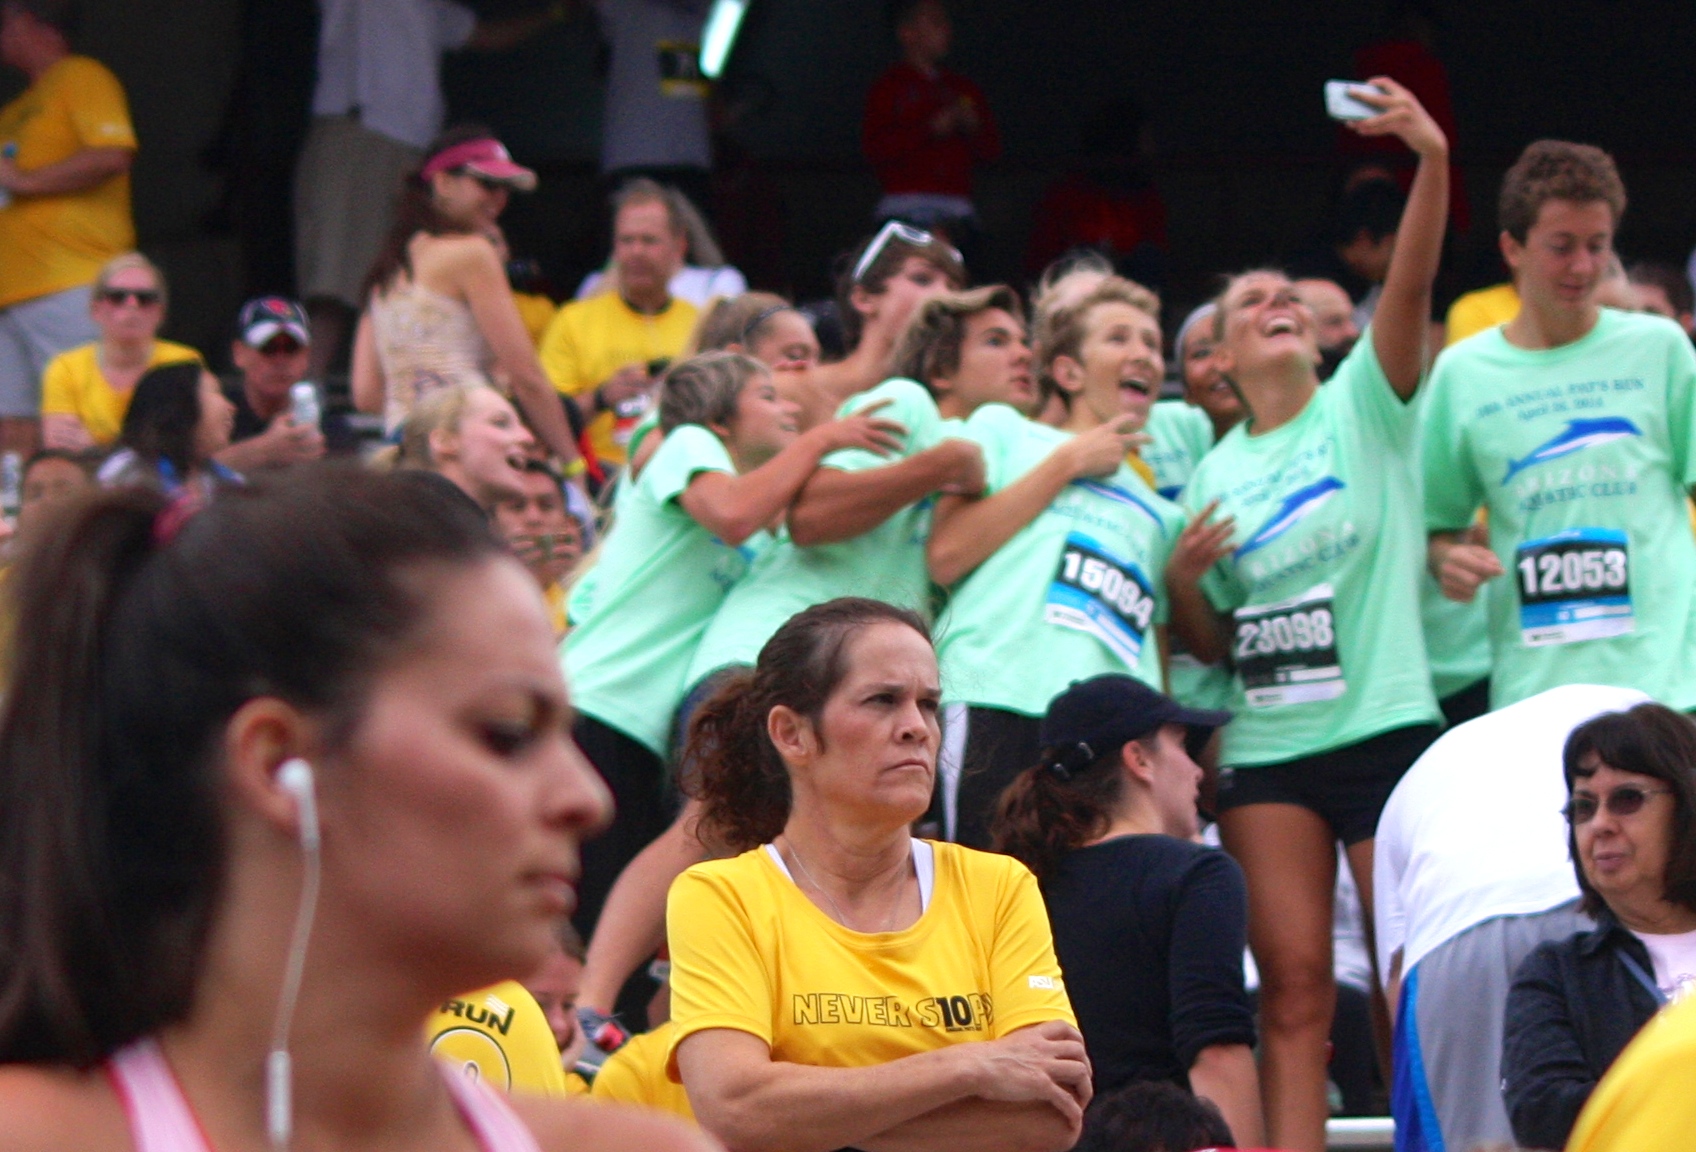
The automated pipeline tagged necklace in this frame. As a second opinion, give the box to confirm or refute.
[784,838,911,934]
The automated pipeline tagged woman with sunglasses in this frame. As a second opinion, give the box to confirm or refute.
[810,220,965,412]
[350,124,581,469]
[1501,703,1696,1150]
[40,252,202,451]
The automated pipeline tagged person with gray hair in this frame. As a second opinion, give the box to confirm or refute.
[574,180,747,308]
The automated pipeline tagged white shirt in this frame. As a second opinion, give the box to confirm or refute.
[574,264,747,308]
[1373,683,1650,982]
[1633,927,1696,1002]
[597,0,712,172]
[311,0,477,149]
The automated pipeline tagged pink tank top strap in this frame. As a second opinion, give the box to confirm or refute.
[105,1039,216,1152]
[440,1066,546,1152]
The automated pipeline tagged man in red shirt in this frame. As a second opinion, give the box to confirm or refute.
[861,0,999,243]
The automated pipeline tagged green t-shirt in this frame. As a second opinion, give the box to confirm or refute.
[1420,572,1492,701]
[564,424,758,755]
[1184,336,1439,767]
[936,404,1185,715]
[1144,399,1217,501]
[683,378,951,685]
[1422,308,1696,710]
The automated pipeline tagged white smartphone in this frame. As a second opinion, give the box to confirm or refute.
[1325,80,1385,121]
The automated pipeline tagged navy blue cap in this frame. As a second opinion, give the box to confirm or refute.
[1040,674,1231,776]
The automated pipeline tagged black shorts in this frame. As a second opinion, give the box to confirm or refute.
[572,713,674,938]
[1215,723,1440,845]
[945,706,1043,851]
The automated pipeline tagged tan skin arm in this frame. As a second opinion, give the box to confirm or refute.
[1163,500,1236,666]
[1428,524,1504,603]
[0,146,132,197]
[677,1022,1089,1152]
[679,409,905,547]
[1349,77,1449,399]
[786,439,984,547]
[926,417,1141,588]
[448,238,582,463]
[1188,1043,1265,1147]
[41,413,96,451]
[349,308,387,416]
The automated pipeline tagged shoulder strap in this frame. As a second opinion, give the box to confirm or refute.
[1618,948,1670,1007]
[441,1064,547,1152]
[106,1040,216,1152]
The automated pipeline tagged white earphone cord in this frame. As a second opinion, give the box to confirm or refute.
[266,764,321,1151]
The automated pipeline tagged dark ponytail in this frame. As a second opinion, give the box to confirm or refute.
[0,464,503,1065]
[990,742,1135,881]
[682,598,930,854]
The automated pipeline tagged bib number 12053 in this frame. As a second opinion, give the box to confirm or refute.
[1515,528,1632,646]
[1232,583,1346,708]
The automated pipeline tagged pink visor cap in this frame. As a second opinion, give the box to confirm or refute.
[421,138,538,192]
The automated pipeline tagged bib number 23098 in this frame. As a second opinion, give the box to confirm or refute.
[1046,534,1155,667]
[1515,528,1632,646]
[1232,584,1346,708]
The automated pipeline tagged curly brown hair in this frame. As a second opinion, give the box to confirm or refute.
[681,598,931,853]
[1498,140,1627,243]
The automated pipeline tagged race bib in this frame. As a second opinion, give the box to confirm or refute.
[1046,533,1155,667]
[1514,528,1633,646]
[1232,583,1345,708]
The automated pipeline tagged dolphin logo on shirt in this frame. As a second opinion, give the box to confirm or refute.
[1235,476,1346,558]
[1501,417,1643,484]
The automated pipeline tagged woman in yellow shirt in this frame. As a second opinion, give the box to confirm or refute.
[666,597,1091,1152]
[39,252,200,449]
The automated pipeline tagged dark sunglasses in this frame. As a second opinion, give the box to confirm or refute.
[258,337,305,357]
[100,288,162,307]
[1564,785,1675,825]
[456,169,508,193]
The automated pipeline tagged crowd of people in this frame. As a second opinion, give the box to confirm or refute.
[4,2,1696,1152]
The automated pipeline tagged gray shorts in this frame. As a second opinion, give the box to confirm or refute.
[1394,901,1590,1152]
[293,117,420,307]
[0,284,97,416]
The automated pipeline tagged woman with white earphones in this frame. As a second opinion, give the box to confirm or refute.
[0,465,710,1152]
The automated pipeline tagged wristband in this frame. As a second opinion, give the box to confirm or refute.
[561,456,588,478]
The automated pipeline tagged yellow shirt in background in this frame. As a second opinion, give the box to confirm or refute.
[0,56,137,309]
[1444,282,1519,346]
[539,291,697,466]
[39,339,203,445]
[592,1021,694,1120]
[666,841,1075,1080]
[513,290,557,348]
[426,980,570,1097]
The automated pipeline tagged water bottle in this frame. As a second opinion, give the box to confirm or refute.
[0,143,17,211]
[1,451,21,524]
[289,381,321,429]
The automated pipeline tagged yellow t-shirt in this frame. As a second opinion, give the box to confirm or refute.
[513,290,558,348]
[0,56,137,309]
[592,1021,695,1120]
[39,339,203,446]
[426,980,571,1097]
[538,291,697,466]
[1444,282,1520,346]
[1566,991,1696,1152]
[665,841,1075,1081]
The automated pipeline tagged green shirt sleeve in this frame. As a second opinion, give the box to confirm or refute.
[640,423,734,506]
[1337,328,1421,453]
[1663,325,1696,488]
[1421,358,1484,533]
[823,378,942,472]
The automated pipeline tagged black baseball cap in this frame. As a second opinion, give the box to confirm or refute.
[1040,674,1232,767]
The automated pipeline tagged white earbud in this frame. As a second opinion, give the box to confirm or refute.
[268,757,321,1150]
[276,758,318,851]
